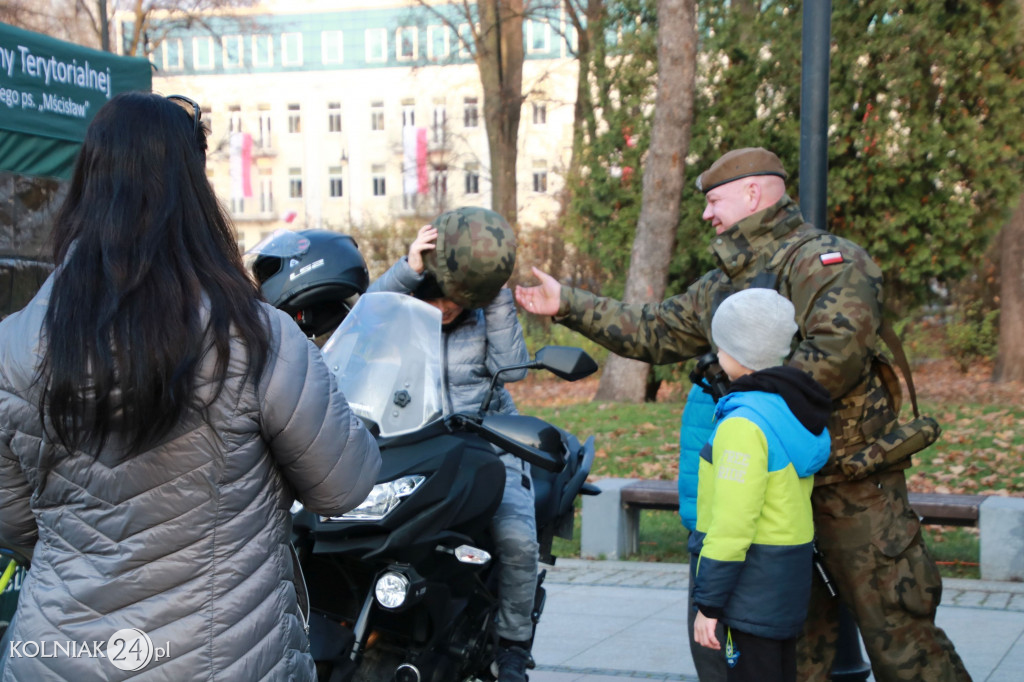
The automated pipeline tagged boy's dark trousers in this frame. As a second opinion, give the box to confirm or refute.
[725,627,796,682]
[687,560,727,682]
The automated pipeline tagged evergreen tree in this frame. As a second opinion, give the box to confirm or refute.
[563,0,659,299]
[568,1,1024,314]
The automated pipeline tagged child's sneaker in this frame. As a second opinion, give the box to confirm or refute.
[494,644,530,682]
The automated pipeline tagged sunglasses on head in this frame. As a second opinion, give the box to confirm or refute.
[166,94,202,138]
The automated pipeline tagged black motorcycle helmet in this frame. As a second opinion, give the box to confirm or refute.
[248,229,369,338]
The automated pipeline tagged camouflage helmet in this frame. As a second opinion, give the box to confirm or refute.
[422,206,516,309]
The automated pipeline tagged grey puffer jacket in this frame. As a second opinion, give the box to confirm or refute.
[0,273,381,681]
[368,257,528,415]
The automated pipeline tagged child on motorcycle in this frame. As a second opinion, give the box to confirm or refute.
[367,208,537,682]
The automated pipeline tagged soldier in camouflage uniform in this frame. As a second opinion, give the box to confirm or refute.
[515,148,971,682]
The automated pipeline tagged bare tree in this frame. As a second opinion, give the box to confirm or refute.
[561,0,606,180]
[994,0,1024,382]
[1,1,260,55]
[593,0,697,402]
[479,0,526,224]
[0,0,97,46]
[415,1,563,225]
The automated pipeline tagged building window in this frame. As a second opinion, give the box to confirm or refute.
[402,100,415,128]
[396,27,417,61]
[282,32,303,66]
[432,102,446,143]
[427,26,449,61]
[527,19,550,54]
[532,162,548,193]
[432,169,448,205]
[463,97,479,128]
[322,30,344,64]
[288,104,301,133]
[465,163,480,194]
[222,35,243,68]
[366,28,387,63]
[289,168,303,198]
[258,169,273,213]
[193,36,215,69]
[328,102,342,133]
[231,197,244,214]
[371,101,384,131]
[252,35,273,67]
[228,105,242,133]
[257,105,272,148]
[162,39,183,70]
[372,164,386,196]
[533,102,547,125]
[329,166,344,198]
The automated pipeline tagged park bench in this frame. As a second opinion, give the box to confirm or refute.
[580,478,1024,581]
[617,478,983,526]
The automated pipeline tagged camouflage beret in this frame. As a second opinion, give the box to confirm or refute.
[422,206,517,310]
[696,147,788,193]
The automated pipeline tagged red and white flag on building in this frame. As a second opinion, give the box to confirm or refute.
[403,126,428,196]
[229,132,253,199]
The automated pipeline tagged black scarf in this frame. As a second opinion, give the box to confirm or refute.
[729,366,831,435]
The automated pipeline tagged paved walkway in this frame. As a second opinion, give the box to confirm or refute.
[529,559,1024,681]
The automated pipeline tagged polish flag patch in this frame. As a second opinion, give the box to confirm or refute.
[820,251,844,266]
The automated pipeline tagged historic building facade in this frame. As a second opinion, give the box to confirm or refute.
[125,0,578,250]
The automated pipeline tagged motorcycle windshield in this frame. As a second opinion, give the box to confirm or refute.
[321,292,445,437]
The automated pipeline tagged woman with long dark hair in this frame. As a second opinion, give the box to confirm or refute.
[0,92,380,680]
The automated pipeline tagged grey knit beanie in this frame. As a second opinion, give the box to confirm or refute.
[711,289,798,371]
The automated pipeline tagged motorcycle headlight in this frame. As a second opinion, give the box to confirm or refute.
[375,571,410,609]
[327,475,426,522]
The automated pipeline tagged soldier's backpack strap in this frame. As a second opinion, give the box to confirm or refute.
[878,318,922,419]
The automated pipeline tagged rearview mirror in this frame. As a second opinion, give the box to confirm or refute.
[534,346,598,382]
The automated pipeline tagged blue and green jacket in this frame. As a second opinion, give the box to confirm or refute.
[689,366,831,640]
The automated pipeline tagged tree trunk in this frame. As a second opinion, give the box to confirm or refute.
[994,193,1024,382]
[98,0,110,52]
[564,0,605,177]
[594,0,697,402]
[476,0,524,226]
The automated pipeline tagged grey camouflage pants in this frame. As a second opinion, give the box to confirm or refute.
[492,454,540,643]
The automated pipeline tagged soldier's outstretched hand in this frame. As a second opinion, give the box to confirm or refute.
[515,267,561,316]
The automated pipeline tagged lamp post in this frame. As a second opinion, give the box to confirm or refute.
[799,4,871,681]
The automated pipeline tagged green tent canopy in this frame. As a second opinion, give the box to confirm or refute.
[0,22,152,179]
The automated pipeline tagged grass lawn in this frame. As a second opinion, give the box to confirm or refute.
[518,390,1020,580]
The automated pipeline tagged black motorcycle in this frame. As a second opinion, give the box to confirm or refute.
[291,291,599,682]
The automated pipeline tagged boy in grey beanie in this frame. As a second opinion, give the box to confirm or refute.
[692,288,832,682]
[711,287,799,373]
